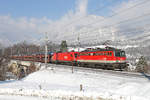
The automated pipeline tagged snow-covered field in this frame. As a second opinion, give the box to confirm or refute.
[0,95,50,100]
[0,64,150,100]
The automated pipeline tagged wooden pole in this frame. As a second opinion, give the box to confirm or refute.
[72,61,73,73]
[80,84,83,91]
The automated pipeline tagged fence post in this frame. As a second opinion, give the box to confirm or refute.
[80,84,83,91]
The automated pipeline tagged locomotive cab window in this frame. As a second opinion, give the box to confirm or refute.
[121,51,126,57]
[115,51,121,57]
[115,51,125,57]
[110,52,112,56]
[108,52,112,56]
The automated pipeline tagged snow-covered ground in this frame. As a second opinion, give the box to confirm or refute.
[0,64,150,100]
[0,95,50,100]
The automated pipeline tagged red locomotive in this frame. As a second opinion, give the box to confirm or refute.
[51,52,78,63]
[11,47,127,70]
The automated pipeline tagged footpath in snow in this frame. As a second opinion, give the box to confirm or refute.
[0,64,150,100]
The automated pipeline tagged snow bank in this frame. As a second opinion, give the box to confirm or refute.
[0,65,150,100]
[0,88,148,100]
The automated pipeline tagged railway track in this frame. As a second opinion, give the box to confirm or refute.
[11,60,149,80]
[46,63,150,79]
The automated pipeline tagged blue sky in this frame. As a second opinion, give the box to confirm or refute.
[0,0,128,20]
[0,0,76,20]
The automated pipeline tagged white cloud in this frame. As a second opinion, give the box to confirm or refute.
[76,0,88,16]
[0,15,53,46]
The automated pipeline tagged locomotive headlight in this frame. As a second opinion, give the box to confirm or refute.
[103,58,107,60]
[120,58,123,60]
[64,56,68,59]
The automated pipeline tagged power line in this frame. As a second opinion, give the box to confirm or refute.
[81,12,150,36]
[75,0,150,32]
[68,24,150,46]
[61,11,150,41]
[82,23,150,40]
[52,0,150,44]
[63,0,150,31]
[60,0,149,36]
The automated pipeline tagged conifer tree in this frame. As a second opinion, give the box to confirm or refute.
[60,40,68,52]
[136,56,148,73]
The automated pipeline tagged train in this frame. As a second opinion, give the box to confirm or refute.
[11,46,127,70]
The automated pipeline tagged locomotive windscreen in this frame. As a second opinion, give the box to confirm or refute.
[115,51,126,57]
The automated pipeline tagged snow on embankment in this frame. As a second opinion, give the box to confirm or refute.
[0,66,150,100]
[0,88,148,100]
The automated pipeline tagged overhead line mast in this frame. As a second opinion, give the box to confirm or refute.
[78,33,80,52]
[45,32,48,68]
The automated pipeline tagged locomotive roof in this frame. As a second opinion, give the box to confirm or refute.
[81,47,123,52]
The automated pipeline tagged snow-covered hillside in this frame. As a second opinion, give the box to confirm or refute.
[0,64,150,100]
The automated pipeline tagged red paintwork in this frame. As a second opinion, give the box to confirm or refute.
[51,52,79,62]
[77,51,126,63]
